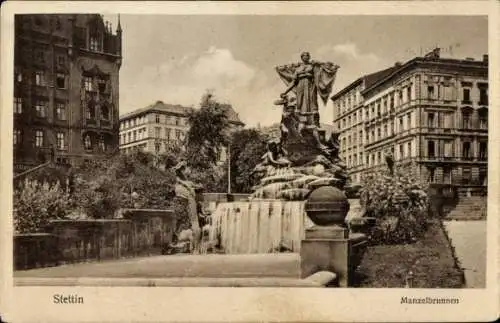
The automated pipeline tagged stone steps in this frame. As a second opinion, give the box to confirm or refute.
[445,197,487,220]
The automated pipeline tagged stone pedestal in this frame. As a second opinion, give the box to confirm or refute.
[300,225,367,287]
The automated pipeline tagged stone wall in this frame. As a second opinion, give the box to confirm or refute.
[14,209,175,270]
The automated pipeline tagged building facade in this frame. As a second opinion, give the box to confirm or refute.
[13,14,122,173]
[119,100,245,160]
[332,49,488,193]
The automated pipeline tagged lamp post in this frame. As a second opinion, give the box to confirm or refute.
[227,144,231,194]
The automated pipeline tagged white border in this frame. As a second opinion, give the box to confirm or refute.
[1,1,499,322]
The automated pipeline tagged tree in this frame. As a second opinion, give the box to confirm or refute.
[229,128,268,193]
[14,179,71,233]
[185,92,231,170]
[71,151,177,218]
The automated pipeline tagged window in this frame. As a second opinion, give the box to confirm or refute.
[353,153,357,166]
[443,167,451,184]
[365,132,369,142]
[84,135,92,149]
[99,135,105,151]
[479,142,487,160]
[14,129,22,146]
[56,102,66,120]
[479,110,487,129]
[56,54,65,66]
[86,105,95,119]
[155,114,160,123]
[84,76,93,91]
[428,140,435,158]
[176,129,182,139]
[35,71,45,86]
[14,97,22,114]
[462,111,471,129]
[98,79,106,93]
[90,35,100,52]
[377,151,381,165]
[428,112,435,128]
[383,125,388,138]
[101,105,110,120]
[407,142,412,157]
[56,132,65,150]
[462,142,471,159]
[407,87,412,101]
[155,127,161,138]
[479,87,488,105]
[127,133,131,143]
[15,71,22,83]
[428,168,435,182]
[56,73,66,89]
[155,143,161,153]
[462,88,471,103]
[35,100,47,118]
[390,121,395,136]
[427,85,435,99]
[390,97,394,110]
[399,117,404,131]
[399,145,404,160]
[371,130,375,142]
[377,127,381,140]
[35,130,44,147]
[359,131,363,144]
[462,167,472,185]
[407,113,412,129]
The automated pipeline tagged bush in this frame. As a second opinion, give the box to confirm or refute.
[71,151,177,218]
[360,163,430,244]
[14,179,71,233]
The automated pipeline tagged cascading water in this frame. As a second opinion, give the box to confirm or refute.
[208,200,314,254]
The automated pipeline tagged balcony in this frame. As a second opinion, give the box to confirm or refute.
[421,155,487,163]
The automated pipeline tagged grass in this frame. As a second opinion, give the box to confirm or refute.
[353,220,465,288]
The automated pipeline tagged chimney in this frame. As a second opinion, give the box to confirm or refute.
[394,61,402,67]
[465,57,475,61]
[483,54,489,63]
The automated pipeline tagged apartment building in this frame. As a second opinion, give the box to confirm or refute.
[332,49,488,194]
[119,100,244,159]
[13,14,122,173]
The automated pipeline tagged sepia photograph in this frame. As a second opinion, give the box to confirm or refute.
[1,1,498,322]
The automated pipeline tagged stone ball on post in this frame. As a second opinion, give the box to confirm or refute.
[305,186,350,226]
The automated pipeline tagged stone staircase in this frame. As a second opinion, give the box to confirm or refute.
[445,196,487,221]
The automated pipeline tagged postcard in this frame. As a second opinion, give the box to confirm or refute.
[1,1,498,322]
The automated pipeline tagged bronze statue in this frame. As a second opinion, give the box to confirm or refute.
[276,52,339,151]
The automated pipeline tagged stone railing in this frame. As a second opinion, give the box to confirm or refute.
[14,209,175,270]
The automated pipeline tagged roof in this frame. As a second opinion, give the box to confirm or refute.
[120,101,193,121]
[362,56,488,95]
[330,65,400,102]
[120,100,245,126]
[219,103,245,126]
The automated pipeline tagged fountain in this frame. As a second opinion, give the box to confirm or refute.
[208,51,354,256]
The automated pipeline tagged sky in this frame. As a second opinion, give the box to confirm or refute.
[107,15,487,127]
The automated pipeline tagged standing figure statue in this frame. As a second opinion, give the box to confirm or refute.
[276,52,339,150]
[173,161,202,254]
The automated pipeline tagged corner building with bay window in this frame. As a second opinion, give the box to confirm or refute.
[13,14,122,173]
[332,49,488,195]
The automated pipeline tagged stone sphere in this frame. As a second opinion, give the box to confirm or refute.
[305,186,350,226]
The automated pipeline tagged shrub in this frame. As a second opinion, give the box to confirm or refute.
[71,151,177,218]
[360,162,430,244]
[14,179,71,233]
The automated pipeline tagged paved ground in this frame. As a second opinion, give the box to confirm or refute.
[443,220,487,288]
[15,253,300,279]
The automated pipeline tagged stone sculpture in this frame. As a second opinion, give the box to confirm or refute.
[250,52,347,201]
